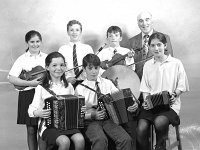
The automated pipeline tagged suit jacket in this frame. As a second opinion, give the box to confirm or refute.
[126,30,173,80]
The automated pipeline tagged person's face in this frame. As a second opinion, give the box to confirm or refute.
[46,57,66,81]
[84,65,100,81]
[67,24,82,42]
[27,35,41,54]
[149,38,166,57]
[107,32,122,47]
[137,12,153,34]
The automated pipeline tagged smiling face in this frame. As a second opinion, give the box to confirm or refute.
[137,11,153,34]
[27,35,42,54]
[149,38,167,58]
[107,32,122,47]
[67,24,82,43]
[84,65,100,81]
[46,57,66,81]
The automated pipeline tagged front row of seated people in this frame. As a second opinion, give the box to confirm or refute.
[28,32,189,150]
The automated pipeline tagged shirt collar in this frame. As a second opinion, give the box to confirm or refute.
[152,54,172,64]
[85,76,101,84]
[25,50,42,57]
[142,29,154,39]
[69,41,81,47]
[108,46,121,53]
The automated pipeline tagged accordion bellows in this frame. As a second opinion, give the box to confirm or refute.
[101,88,136,125]
[146,91,171,112]
[44,95,85,130]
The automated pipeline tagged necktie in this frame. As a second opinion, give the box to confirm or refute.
[143,35,149,56]
[113,49,117,55]
[73,44,79,76]
[95,81,102,99]
[96,81,108,119]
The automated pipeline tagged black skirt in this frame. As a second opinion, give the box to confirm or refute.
[42,128,81,149]
[138,107,180,126]
[17,89,38,125]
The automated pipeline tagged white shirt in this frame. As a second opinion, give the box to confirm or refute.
[97,46,135,71]
[8,51,47,91]
[140,55,189,114]
[75,76,118,110]
[58,42,94,80]
[28,83,74,136]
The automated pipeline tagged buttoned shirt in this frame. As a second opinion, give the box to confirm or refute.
[97,46,135,71]
[58,42,94,80]
[75,76,118,111]
[8,51,47,91]
[28,83,74,136]
[140,55,189,114]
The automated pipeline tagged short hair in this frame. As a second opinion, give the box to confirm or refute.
[106,26,122,38]
[82,53,101,68]
[148,32,167,46]
[67,20,82,31]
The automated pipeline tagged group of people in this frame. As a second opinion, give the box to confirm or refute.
[8,11,189,150]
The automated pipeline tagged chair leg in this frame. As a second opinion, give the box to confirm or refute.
[175,125,182,150]
[149,125,154,150]
[166,125,182,150]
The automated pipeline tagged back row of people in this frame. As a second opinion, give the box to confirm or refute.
[8,11,189,150]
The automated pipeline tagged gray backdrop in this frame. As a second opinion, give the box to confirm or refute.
[1,0,200,149]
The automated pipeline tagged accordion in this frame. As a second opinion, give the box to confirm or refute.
[100,88,136,125]
[146,91,171,113]
[44,95,85,130]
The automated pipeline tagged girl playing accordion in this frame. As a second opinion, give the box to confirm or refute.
[137,32,189,150]
[28,52,85,150]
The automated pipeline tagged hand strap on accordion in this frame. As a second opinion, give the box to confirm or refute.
[38,85,59,133]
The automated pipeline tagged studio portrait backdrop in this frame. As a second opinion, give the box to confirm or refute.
[0,0,200,149]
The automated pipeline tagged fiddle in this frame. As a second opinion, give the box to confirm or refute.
[100,48,139,70]
[14,65,47,90]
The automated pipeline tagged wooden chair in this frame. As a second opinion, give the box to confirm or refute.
[150,124,182,150]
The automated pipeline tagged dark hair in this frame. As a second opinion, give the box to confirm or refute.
[82,53,101,68]
[67,20,82,31]
[148,32,167,46]
[25,30,42,52]
[106,26,122,38]
[42,52,68,89]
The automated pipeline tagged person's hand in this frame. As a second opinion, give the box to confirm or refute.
[128,50,135,58]
[100,60,109,70]
[170,93,176,106]
[67,77,77,84]
[34,109,51,118]
[142,101,150,110]
[29,77,43,87]
[127,102,138,112]
[92,107,106,120]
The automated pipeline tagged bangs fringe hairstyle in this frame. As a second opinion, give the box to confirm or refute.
[82,53,101,68]
[42,52,68,89]
[107,26,122,37]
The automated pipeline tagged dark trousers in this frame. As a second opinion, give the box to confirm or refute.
[85,119,133,150]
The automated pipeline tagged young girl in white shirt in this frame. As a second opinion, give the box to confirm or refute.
[28,51,85,150]
[8,30,47,150]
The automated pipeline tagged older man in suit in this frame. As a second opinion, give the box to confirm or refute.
[126,11,173,80]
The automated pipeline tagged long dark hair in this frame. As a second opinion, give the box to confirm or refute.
[42,52,68,89]
[25,30,42,52]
